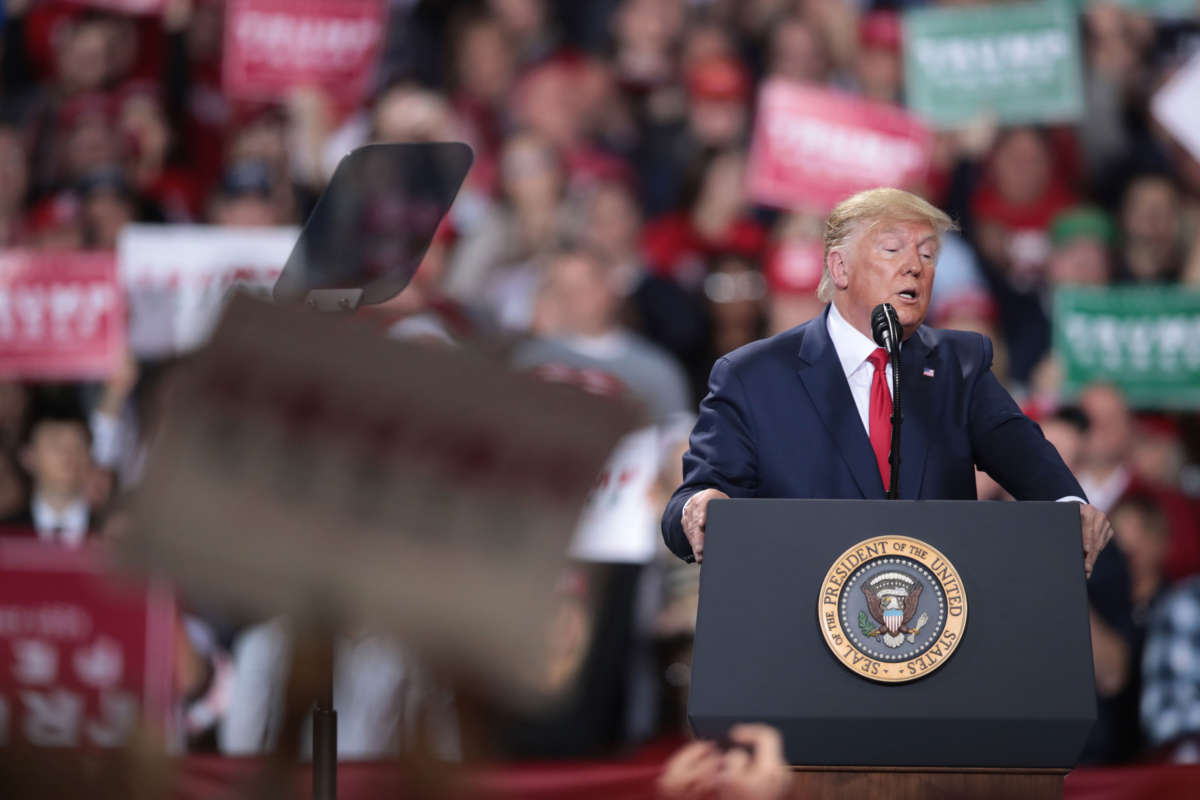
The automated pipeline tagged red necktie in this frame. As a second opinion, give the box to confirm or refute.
[867,348,893,492]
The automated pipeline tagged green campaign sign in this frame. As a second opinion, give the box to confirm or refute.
[903,2,1084,128]
[1054,288,1200,410]
[1112,0,1196,20]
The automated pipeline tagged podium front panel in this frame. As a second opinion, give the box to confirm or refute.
[688,499,1096,768]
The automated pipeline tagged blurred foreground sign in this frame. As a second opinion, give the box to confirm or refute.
[124,296,636,701]
[1054,287,1200,410]
[223,0,387,107]
[118,224,298,358]
[903,2,1084,128]
[0,250,124,380]
[64,0,166,13]
[747,81,933,212]
[0,541,175,749]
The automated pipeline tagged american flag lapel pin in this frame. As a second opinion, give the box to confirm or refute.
[923,367,935,378]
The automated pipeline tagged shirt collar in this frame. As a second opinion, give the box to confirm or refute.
[31,494,90,543]
[827,301,885,379]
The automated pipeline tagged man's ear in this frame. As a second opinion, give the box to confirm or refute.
[828,248,850,290]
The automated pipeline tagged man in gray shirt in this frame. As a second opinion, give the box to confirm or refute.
[511,248,691,424]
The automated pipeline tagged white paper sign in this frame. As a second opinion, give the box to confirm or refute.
[569,426,662,564]
[117,225,299,357]
[1152,54,1200,165]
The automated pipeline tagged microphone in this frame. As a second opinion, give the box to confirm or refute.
[871,303,901,354]
[870,303,902,499]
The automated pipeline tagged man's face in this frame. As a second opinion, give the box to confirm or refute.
[22,421,91,497]
[1079,385,1133,468]
[832,219,938,338]
[542,255,617,337]
[586,184,640,259]
[1041,420,1084,475]
[213,196,278,228]
[1049,239,1110,287]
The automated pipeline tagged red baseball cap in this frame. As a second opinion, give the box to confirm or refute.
[687,57,750,103]
[27,193,82,233]
[859,11,902,53]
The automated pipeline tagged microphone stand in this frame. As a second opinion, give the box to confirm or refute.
[887,346,901,501]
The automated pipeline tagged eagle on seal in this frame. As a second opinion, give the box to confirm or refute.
[862,572,926,648]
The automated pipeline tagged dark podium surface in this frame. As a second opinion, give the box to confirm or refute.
[688,500,1097,769]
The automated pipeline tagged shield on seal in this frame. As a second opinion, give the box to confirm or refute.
[883,602,903,634]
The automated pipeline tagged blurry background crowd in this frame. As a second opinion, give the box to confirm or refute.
[1,0,1200,771]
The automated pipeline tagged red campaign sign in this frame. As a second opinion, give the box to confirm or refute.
[0,250,125,380]
[747,80,934,212]
[62,0,167,14]
[223,0,387,106]
[0,540,175,749]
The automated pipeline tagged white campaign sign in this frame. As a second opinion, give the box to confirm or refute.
[1152,54,1200,165]
[570,426,663,564]
[117,225,298,357]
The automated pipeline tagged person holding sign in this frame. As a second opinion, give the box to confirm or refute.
[662,188,1113,577]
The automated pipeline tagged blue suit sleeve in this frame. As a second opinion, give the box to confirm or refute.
[967,336,1086,502]
[661,357,759,561]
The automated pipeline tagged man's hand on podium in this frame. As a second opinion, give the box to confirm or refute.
[682,489,730,564]
[1079,503,1115,580]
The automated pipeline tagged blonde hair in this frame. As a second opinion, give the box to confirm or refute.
[817,188,957,303]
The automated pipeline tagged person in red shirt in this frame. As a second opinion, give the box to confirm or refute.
[642,148,764,291]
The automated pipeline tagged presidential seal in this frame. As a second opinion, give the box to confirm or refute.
[817,535,967,683]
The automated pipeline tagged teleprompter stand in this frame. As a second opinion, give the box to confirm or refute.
[274,142,474,800]
[689,499,1097,800]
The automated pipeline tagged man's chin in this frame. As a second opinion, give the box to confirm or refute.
[897,309,928,338]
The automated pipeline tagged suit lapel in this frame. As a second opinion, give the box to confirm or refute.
[897,328,936,500]
[796,308,885,499]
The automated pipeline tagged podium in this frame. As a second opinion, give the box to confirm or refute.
[688,500,1096,800]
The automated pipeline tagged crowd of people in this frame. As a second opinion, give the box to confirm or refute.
[1,0,1199,771]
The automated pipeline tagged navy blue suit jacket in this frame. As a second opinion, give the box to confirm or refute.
[662,306,1085,561]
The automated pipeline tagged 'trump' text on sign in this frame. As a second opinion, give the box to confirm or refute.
[0,250,124,380]
[223,0,387,108]
[1054,287,1200,410]
[117,224,298,358]
[747,81,933,212]
[903,2,1085,129]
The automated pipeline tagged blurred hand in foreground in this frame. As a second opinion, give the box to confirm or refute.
[658,724,792,799]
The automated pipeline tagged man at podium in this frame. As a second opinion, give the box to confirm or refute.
[662,188,1113,575]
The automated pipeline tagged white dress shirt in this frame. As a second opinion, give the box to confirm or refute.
[826,301,892,436]
[31,495,90,547]
[1078,466,1130,513]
